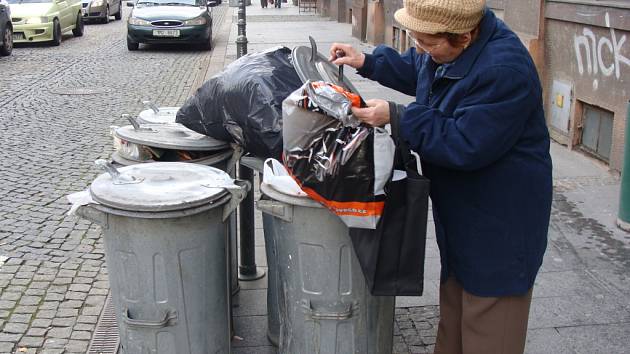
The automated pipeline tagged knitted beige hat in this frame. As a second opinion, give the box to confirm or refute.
[394,0,486,34]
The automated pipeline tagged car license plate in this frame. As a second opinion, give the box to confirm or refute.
[153,30,180,37]
[13,33,25,41]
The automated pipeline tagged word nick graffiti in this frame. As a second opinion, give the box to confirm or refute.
[574,13,630,87]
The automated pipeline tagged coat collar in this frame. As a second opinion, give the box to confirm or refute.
[443,8,497,80]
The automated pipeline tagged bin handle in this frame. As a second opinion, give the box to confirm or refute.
[122,114,157,133]
[142,100,160,114]
[95,159,144,185]
[256,199,293,223]
[123,308,177,329]
[75,205,108,229]
[221,179,251,221]
[301,299,356,321]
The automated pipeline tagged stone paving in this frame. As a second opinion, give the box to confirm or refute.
[0,4,228,353]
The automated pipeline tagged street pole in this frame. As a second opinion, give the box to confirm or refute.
[617,100,630,232]
[236,0,265,281]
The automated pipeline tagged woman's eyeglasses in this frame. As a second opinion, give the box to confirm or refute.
[411,36,445,54]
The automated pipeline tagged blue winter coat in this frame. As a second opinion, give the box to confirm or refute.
[357,9,553,297]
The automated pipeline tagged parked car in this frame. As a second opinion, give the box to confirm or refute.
[0,1,12,56]
[126,0,216,51]
[81,0,122,24]
[9,0,83,46]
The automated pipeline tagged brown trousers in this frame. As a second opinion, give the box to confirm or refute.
[433,277,533,354]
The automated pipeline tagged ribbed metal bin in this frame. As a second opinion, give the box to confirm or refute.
[257,183,395,354]
[77,162,248,354]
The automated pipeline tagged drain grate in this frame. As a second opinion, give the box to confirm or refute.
[88,293,120,354]
[51,88,111,95]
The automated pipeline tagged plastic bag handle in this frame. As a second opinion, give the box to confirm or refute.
[388,103,423,176]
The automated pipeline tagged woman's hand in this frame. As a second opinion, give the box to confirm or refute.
[351,99,390,127]
[329,43,366,69]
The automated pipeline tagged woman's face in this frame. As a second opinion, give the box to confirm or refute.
[410,31,470,64]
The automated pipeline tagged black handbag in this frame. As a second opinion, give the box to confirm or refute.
[348,116,430,296]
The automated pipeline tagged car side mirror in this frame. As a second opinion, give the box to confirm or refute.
[127,1,134,7]
[207,0,218,7]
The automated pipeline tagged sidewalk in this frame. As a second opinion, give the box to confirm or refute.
[210,4,630,354]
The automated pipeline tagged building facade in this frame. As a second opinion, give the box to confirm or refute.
[332,0,629,172]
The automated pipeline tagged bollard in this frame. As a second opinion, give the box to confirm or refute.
[236,0,248,59]
[235,1,265,280]
[238,164,265,280]
[617,101,630,232]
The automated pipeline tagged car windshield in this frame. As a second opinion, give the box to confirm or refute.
[8,0,53,3]
[136,0,203,6]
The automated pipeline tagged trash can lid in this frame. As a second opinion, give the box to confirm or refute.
[292,37,361,95]
[89,162,234,212]
[115,123,229,151]
[137,107,179,124]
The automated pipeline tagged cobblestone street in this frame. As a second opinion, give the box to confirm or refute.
[0,5,228,353]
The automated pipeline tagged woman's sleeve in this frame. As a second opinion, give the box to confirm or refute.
[399,66,537,171]
[357,45,419,96]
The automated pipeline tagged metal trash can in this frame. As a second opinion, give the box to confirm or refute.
[257,183,395,353]
[111,118,242,296]
[76,161,248,354]
[136,101,179,125]
[111,119,232,169]
[240,157,281,346]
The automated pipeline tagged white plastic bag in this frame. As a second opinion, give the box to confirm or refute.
[262,158,307,197]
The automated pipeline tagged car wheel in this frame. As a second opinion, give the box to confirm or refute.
[127,37,139,51]
[102,5,110,24]
[204,35,212,51]
[114,1,122,20]
[72,13,84,37]
[0,25,12,56]
[52,19,62,46]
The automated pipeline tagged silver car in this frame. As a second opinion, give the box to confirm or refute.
[81,0,122,23]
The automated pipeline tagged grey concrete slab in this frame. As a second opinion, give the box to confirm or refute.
[238,268,269,290]
[232,315,275,348]
[532,270,613,299]
[538,239,586,273]
[556,323,630,354]
[524,328,575,354]
[528,295,630,329]
[233,345,278,354]
[550,143,613,179]
[233,289,268,317]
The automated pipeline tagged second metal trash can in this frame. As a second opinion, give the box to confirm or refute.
[111,120,241,296]
[257,183,395,354]
[76,161,248,354]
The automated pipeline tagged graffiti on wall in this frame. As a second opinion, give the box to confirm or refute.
[574,13,630,89]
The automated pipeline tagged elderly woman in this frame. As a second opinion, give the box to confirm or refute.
[330,0,552,353]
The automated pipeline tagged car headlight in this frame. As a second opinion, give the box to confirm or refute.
[128,17,151,26]
[91,0,105,6]
[26,17,48,24]
[183,16,206,26]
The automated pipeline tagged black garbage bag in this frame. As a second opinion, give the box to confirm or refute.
[176,46,303,159]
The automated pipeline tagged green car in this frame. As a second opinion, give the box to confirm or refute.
[9,0,84,46]
[126,0,216,51]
